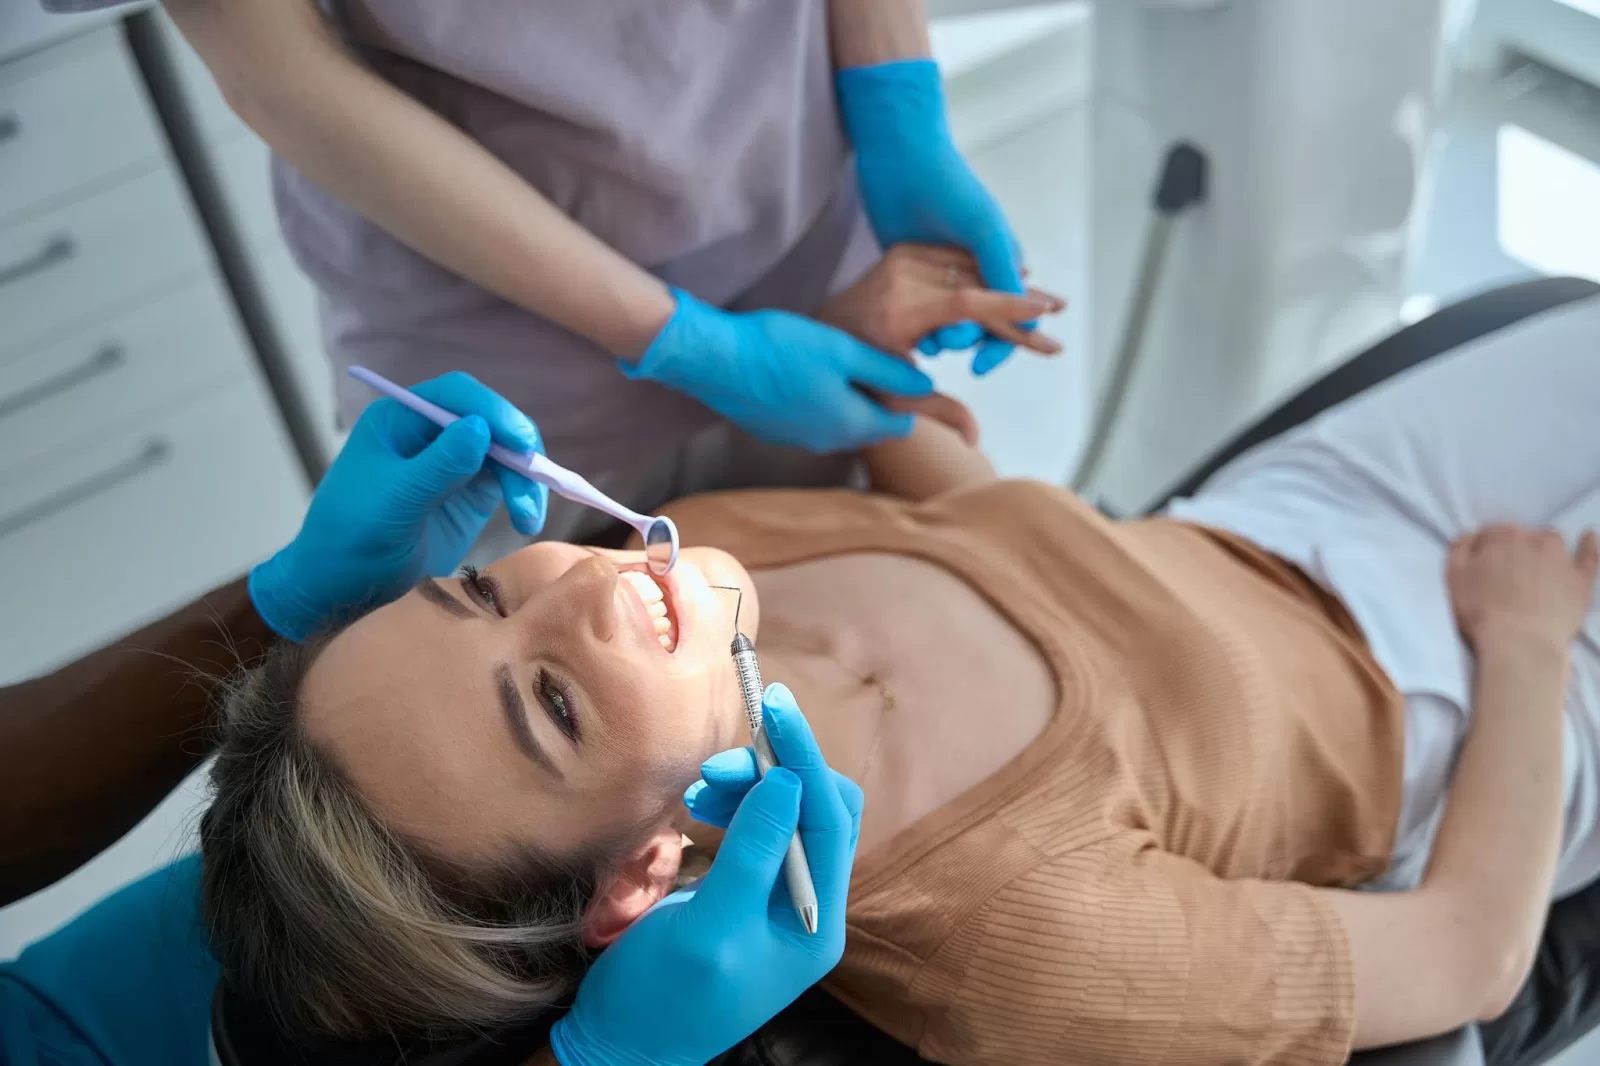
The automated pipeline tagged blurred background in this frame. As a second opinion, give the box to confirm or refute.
[0,8,1596,1051]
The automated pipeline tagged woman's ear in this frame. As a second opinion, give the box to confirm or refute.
[581,826,685,948]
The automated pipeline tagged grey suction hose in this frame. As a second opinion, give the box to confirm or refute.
[1070,142,1209,495]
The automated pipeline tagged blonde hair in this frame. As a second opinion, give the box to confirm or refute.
[201,640,622,1043]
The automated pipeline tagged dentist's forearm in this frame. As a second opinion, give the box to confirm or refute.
[829,0,931,68]
[0,578,269,905]
[166,0,675,359]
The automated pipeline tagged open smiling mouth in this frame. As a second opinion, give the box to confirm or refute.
[618,569,679,652]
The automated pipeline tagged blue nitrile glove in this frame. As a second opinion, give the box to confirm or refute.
[249,371,547,641]
[550,685,864,1066]
[624,288,933,453]
[838,58,1030,375]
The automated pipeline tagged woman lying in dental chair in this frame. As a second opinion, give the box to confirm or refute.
[200,245,1600,1066]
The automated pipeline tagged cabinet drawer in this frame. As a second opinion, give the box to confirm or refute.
[0,381,308,683]
[0,27,167,225]
[0,277,255,463]
[0,166,213,357]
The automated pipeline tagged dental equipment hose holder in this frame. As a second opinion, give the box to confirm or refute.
[1070,142,1209,500]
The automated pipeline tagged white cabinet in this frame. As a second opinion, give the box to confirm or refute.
[0,26,167,221]
[0,381,306,679]
[0,278,260,474]
[0,168,214,350]
[0,23,308,954]
[147,10,341,462]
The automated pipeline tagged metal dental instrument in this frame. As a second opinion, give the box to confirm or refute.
[348,365,679,574]
[717,586,820,935]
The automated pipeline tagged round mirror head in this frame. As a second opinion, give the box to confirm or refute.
[644,516,679,576]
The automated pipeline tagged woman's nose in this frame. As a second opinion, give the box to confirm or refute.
[523,554,618,644]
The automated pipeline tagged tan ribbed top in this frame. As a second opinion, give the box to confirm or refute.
[665,480,1406,1065]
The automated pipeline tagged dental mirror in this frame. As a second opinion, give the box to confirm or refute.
[644,516,680,576]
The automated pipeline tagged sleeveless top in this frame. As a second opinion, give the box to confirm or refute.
[274,1,875,475]
[664,480,1406,1066]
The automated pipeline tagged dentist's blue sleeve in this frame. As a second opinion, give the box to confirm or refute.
[0,857,217,1066]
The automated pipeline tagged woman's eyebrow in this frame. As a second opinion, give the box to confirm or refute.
[418,578,474,619]
[494,663,562,779]
[414,580,560,775]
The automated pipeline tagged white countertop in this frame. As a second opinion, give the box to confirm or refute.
[0,1,149,65]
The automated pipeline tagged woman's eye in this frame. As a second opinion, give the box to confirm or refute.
[537,670,580,741]
[459,565,506,617]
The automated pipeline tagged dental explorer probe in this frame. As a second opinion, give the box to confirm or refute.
[718,587,820,934]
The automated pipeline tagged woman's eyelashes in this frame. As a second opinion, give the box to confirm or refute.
[459,565,507,618]
[537,669,581,741]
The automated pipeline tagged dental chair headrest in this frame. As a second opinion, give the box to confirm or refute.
[209,980,560,1066]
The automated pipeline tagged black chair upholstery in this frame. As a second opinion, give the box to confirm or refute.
[212,276,1600,1066]
[1481,866,1600,1066]
[209,985,558,1066]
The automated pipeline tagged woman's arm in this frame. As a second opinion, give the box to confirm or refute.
[1321,527,1598,1049]
[165,0,675,358]
[814,244,1061,501]
[862,416,998,503]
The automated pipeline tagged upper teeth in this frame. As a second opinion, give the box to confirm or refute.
[619,570,662,603]
[619,571,675,649]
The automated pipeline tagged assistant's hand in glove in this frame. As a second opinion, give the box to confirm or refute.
[838,58,1033,375]
[625,288,934,454]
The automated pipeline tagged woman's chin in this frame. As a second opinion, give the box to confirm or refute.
[681,546,750,591]
[678,548,757,638]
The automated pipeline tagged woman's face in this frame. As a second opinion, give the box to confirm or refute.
[301,544,757,860]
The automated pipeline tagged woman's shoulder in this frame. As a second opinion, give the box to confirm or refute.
[656,479,1117,573]
[658,487,912,563]
[662,482,867,524]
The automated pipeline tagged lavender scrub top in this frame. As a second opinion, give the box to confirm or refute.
[286,1,879,475]
[49,0,879,475]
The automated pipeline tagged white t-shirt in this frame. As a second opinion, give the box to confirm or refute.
[1168,447,1600,899]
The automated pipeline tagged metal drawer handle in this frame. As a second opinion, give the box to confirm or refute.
[0,235,75,288]
[0,113,18,143]
[0,437,170,540]
[0,344,124,421]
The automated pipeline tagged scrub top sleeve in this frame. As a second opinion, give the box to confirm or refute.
[0,977,107,1066]
[1,856,219,1066]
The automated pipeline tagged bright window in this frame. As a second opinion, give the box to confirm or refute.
[1498,124,1600,281]
[1553,0,1600,18]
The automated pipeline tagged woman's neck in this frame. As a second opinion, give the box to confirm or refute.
[750,631,896,788]
[674,636,886,857]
